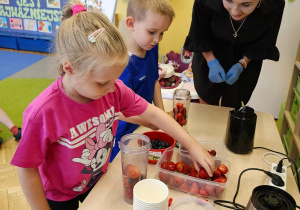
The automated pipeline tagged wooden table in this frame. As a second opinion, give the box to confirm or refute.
[79,100,300,209]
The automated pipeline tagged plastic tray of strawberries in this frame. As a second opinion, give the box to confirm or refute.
[155,146,231,199]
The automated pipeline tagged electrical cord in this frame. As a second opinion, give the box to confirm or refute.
[253,147,300,192]
[214,168,300,209]
[262,151,291,167]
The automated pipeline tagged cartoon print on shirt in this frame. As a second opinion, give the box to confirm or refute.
[72,114,116,192]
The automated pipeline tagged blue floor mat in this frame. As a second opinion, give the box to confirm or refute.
[0,51,46,81]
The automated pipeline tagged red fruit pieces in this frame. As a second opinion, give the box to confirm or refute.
[125,164,140,179]
[173,103,188,126]
[212,170,222,180]
[208,150,217,156]
[199,188,209,197]
[179,119,187,126]
[189,182,199,194]
[205,185,216,197]
[175,161,184,172]
[175,113,184,121]
[176,102,184,109]
[158,171,170,182]
[198,167,209,179]
[123,177,138,188]
[161,162,168,170]
[178,182,189,192]
[214,175,227,183]
[217,164,228,175]
[182,164,191,174]
[124,186,133,199]
[173,175,185,187]
[167,161,176,171]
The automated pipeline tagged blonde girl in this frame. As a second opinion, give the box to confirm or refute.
[11,0,214,209]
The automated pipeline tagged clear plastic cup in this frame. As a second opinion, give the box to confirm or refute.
[119,133,151,205]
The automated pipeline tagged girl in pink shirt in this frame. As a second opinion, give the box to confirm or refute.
[11,0,214,209]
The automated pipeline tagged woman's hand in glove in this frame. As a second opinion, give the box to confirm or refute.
[207,59,226,83]
[225,63,243,85]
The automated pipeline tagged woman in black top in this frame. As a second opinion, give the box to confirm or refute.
[184,0,285,108]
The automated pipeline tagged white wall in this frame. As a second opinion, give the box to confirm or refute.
[248,0,300,118]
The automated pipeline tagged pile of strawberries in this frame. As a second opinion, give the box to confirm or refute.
[173,102,187,126]
[158,150,228,198]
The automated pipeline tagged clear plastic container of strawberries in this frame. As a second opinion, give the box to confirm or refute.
[155,141,231,199]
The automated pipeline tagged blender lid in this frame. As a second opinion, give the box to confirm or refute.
[250,185,296,210]
[231,106,256,119]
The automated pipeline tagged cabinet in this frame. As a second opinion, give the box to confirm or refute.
[279,40,300,182]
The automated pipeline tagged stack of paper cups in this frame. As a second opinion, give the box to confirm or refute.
[133,179,169,210]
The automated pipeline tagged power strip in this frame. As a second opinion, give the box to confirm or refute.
[268,163,287,191]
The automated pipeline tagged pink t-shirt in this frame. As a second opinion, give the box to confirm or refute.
[11,76,148,201]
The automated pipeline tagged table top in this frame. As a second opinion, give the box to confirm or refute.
[79,100,300,210]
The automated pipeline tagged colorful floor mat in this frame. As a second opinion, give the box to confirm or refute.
[0,51,46,81]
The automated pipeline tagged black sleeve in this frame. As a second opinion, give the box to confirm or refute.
[244,1,285,61]
[184,0,217,52]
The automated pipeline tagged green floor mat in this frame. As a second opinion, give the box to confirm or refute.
[0,78,55,141]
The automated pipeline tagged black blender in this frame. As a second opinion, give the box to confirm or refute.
[225,105,257,154]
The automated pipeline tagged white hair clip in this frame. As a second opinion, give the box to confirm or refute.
[88,28,105,43]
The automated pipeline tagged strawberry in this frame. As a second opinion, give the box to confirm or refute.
[125,164,140,179]
[209,150,216,156]
[123,177,132,188]
[173,175,185,187]
[220,175,227,183]
[205,185,216,197]
[189,182,199,194]
[182,164,191,174]
[217,164,228,175]
[198,167,209,179]
[179,119,187,126]
[181,107,187,117]
[175,113,184,121]
[158,171,169,182]
[168,177,175,188]
[189,171,199,178]
[161,162,168,170]
[214,175,226,183]
[215,186,224,198]
[175,161,184,172]
[178,182,189,192]
[123,177,138,188]
[199,188,209,197]
[167,161,176,171]
[124,186,133,199]
[212,170,222,180]
[173,108,178,115]
[176,102,184,109]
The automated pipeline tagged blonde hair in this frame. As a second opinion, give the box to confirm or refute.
[55,0,128,76]
[127,0,175,22]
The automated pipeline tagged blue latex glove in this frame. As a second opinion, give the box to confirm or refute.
[207,59,226,83]
[225,63,243,85]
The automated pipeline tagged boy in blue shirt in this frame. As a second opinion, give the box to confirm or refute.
[110,0,175,162]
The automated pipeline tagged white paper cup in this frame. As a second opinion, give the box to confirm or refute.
[133,179,169,210]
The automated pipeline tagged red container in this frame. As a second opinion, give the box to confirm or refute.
[143,131,176,164]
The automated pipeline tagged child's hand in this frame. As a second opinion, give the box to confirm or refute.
[188,142,215,177]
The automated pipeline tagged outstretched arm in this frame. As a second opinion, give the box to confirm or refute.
[138,104,215,176]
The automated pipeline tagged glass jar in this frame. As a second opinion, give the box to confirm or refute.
[173,89,191,147]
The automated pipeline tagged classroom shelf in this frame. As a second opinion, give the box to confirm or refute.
[280,41,300,185]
